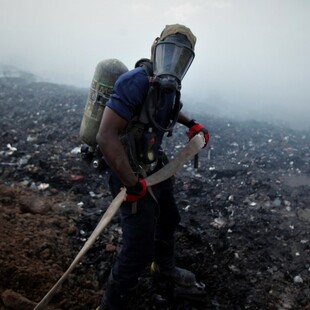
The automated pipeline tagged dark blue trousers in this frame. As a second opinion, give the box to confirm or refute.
[108,171,180,288]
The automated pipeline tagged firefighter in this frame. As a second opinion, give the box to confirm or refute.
[96,24,210,309]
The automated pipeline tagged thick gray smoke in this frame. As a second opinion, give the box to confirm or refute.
[0,0,309,130]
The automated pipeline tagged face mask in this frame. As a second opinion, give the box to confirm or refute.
[153,34,195,91]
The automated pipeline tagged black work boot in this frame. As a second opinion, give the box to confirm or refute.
[151,239,207,308]
[152,239,196,287]
[99,273,133,310]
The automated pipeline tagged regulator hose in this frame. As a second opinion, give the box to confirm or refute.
[146,85,182,134]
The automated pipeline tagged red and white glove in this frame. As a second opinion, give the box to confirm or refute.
[187,120,210,147]
[125,177,147,202]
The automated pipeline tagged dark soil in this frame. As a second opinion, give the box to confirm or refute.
[0,73,309,309]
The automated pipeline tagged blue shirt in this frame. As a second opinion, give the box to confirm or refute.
[107,67,175,152]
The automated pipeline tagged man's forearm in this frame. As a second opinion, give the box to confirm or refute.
[96,107,138,188]
[98,137,137,187]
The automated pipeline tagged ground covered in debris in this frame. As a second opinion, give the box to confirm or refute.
[0,74,310,310]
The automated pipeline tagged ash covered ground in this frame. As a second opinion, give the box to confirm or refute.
[0,73,310,310]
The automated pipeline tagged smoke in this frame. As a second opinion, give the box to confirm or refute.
[0,0,309,130]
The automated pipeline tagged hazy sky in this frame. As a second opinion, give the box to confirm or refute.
[0,0,309,129]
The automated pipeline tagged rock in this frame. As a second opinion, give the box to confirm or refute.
[1,289,36,310]
[19,197,51,214]
[105,243,116,252]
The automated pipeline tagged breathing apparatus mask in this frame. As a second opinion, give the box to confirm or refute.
[153,33,195,92]
[144,25,196,134]
[151,24,196,91]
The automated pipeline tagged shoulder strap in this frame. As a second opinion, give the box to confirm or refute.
[134,58,153,77]
[133,58,154,124]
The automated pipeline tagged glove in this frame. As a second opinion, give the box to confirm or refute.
[125,177,147,202]
[187,121,210,147]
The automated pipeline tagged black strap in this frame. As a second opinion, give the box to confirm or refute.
[135,58,153,76]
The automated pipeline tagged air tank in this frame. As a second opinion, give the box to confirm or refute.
[79,59,128,148]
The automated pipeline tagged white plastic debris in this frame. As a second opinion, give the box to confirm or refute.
[7,144,17,151]
[183,205,191,212]
[207,150,211,160]
[26,135,37,142]
[71,147,81,154]
[6,144,17,155]
[228,195,234,202]
[228,265,240,273]
[89,191,96,197]
[38,183,49,190]
[293,275,303,283]
[210,218,226,229]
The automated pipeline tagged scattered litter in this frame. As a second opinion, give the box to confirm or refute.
[18,157,29,166]
[71,147,81,154]
[38,183,49,190]
[27,135,37,142]
[228,195,234,202]
[89,191,96,197]
[210,218,226,229]
[1,73,309,309]
[183,205,191,212]
[69,174,84,181]
[273,198,281,207]
[6,144,17,155]
[228,265,240,273]
[293,275,303,283]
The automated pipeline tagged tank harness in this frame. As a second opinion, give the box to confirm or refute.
[120,58,182,175]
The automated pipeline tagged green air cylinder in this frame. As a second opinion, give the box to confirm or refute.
[79,59,128,147]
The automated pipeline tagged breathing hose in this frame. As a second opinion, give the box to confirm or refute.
[146,85,182,134]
